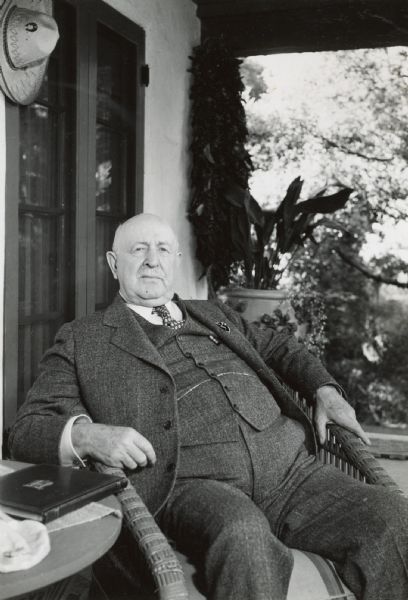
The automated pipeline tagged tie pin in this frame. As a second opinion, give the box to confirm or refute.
[216,321,230,333]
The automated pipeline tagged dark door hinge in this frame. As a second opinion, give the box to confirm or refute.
[141,64,150,87]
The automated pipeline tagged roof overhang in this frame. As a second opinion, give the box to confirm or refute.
[192,0,408,55]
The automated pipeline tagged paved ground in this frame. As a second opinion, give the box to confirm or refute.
[379,459,408,496]
[363,430,408,495]
[364,424,408,436]
[368,432,408,459]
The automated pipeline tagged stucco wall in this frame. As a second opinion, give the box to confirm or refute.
[104,0,206,300]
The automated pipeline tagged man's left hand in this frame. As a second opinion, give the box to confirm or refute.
[314,385,371,446]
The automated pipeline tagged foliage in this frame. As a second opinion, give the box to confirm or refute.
[255,310,297,336]
[188,38,354,292]
[251,288,328,359]
[225,296,298,336]
[241,48,408,425]
[240,58,268,101]
[234,285,328,360]
[341,313,408,425]
[243,177,353,289]
[225,277,328,359]
[290,226,408,424]
[188,37,253,293]
[289,284,328,359]
[365,381,408,425]
[242,48,408,286]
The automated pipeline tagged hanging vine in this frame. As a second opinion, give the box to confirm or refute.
[188,37,254,294]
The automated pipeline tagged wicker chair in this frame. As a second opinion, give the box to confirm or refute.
[93,390,401,600]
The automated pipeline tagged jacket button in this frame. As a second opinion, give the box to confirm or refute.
[160,385,169,394]
[232,403,239,410]
[224,385,231,391]
[166,462,176,473]
[163,420,172,430]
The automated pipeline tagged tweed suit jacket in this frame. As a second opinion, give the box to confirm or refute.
[10,294,338,515]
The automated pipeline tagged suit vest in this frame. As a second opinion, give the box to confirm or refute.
[133,307,311,496]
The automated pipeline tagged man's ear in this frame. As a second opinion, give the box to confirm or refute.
[106,251,118,279]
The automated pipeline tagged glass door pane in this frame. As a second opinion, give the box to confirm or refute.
[95,23,137,310]
[17,2,75,408]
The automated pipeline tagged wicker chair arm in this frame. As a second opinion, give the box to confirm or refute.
[288,387,401,492]
[94,463,189,600]
[323,424,401,492]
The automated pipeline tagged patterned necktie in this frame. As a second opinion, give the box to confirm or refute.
[152,304,185,330]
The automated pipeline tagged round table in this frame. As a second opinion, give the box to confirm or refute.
[0,461,122,600]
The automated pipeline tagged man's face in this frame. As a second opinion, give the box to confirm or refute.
[106,217,180,307]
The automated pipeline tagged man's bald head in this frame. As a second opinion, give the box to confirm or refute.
[112,214,179,254]
[106,213,181,307]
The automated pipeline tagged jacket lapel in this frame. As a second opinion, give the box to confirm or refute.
[184,300,266,372]
[103,295,171,374]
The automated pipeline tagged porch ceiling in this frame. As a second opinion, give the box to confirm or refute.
[192,0,408,55]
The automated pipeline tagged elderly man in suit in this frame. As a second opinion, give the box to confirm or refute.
[10,213,408,600]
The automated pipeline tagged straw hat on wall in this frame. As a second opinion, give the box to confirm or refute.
[0,0,59,105]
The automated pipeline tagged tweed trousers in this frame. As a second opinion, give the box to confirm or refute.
[160,460,408,600]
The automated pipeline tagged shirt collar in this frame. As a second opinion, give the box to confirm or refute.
[119,292,183,323]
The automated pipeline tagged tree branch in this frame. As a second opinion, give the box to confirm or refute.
[334,248,408,289]
[321,136,393,162]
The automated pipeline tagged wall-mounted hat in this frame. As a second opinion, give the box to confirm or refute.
[0,0,59,105]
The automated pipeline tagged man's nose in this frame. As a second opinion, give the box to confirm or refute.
[144,246,159,266]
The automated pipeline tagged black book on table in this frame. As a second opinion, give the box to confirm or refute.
[0,464,127,523]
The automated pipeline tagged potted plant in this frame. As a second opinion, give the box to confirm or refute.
[220,175,353,319]
[227,176,353,289]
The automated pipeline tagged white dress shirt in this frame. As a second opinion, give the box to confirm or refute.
[125,299,183,323]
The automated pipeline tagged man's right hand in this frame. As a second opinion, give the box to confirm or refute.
[71,422,157,470]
